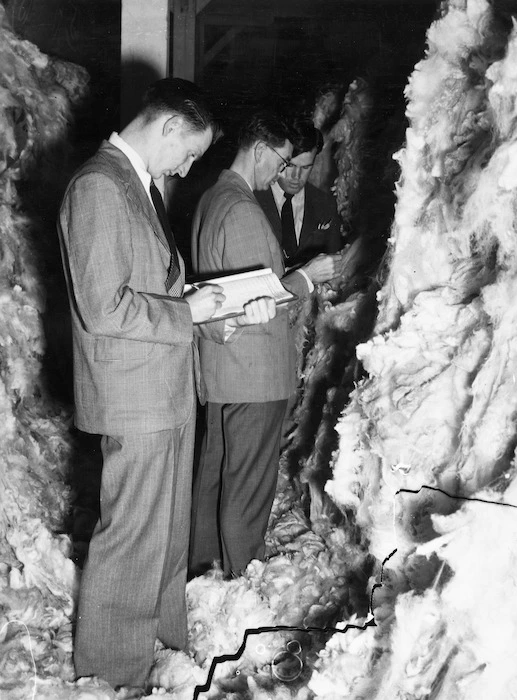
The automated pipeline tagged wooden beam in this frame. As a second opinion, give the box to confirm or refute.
[121,0,170,126]
[199,13,273,27]
[196,0,213,14]
[172,0,196,80]
[197,11,272,74]
[200,26,242,71]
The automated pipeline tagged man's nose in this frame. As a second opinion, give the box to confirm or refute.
[290,166,302,179]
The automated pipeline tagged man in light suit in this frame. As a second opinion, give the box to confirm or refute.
[58,79,275,694]
[255,117,343,268]
[189,112,340,580]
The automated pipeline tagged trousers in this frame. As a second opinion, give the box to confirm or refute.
[74,417,195,687]
[189,400,287,577]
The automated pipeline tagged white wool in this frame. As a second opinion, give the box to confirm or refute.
[6,519,77,599]
[322,1,517,696]
[486,23,517,140]
[413,496,517,699]
[148,648,206,698]
[186,567,281,671]
[426,4,488,62]
[373,590,452,700]
[330,287,490,543]
[0,14,89,696]
[325,407,367,511]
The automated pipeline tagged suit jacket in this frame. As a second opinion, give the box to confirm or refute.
[254,183,343,266]
[192,169,310,403]
[58,141,200,435]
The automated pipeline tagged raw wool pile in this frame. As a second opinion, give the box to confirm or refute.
[157,468,369,699]
[311,0,517,697]
[331,77,373,225]
[0,8,110,700]
[308,84,344,195]
[282,73,383,523]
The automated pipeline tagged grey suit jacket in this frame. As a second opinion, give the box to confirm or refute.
[191,170,310,403]
[254,183,343,266]
[58,141,198,435]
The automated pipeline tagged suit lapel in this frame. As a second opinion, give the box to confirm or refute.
[221,170,285,276]
[98,142,171,254]
[299,186,317,250]
[254,187,282,244]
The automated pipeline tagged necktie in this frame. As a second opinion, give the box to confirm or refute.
[150,180,180,287]
[281,192,298,262]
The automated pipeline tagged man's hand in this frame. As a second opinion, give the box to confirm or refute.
[226,296,277,327]
[184,284,225,323]
[301,252,342,284]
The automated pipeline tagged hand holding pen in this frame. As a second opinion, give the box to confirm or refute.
[184,283,225,323]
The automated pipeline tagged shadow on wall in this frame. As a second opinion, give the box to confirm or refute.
[120,58,163,128]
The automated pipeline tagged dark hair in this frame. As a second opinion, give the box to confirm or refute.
[141,78,220,138]
[237,110,292,150]
[290,118,323,158]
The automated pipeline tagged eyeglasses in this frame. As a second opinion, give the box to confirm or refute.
[284,162,315,173]
[264,143,291,173]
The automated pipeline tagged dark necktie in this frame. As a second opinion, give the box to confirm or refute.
[150,180,180,287]
[281,192,298,261]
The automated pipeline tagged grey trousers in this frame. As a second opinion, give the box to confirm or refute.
[74,418,195,687]
[189,400,287,578]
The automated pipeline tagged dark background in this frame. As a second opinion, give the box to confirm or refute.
[4,0,438,149]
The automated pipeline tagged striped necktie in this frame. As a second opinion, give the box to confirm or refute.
[150,180,180,288]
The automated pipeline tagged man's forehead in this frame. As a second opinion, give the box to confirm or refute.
[291,148,317,164]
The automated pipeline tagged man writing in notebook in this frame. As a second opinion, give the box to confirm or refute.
[190,111,341,580]
[58,79,275,695]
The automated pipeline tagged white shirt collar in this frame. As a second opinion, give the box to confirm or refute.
[271,181,305,210]
[109,132,152,200]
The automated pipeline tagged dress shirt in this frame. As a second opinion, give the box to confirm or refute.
[271,181,305,242]
[270,182,313,291]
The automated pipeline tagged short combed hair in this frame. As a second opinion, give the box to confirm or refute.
[141,78,220,138]
[237,111,292,150]
[290,117,323,158]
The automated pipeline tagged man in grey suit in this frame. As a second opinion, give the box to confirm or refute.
[190,112,340,581]
[58,79,275,694]
[254,117,343,268]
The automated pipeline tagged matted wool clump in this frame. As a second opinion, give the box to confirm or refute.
[317,1,517,698]
[0,7,99,699]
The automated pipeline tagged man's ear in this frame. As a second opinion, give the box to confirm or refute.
[162,114,183,136]
[254,140,266,163]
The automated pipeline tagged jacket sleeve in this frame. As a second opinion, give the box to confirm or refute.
[193,197,311,343]
[59,171,193,346]
[326,209,344,253]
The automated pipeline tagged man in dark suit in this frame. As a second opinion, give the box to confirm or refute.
[190,112,340,581]
[58,78,274,694]
[255,118,343,268]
